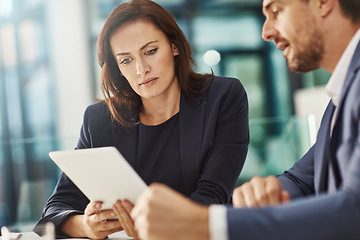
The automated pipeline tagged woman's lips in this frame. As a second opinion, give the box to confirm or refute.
[139,77,158,87]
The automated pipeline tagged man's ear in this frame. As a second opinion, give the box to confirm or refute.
[313,0,336,18]
[172,44,179,56]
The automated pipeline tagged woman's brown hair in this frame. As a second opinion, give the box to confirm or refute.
[97,0,213,126]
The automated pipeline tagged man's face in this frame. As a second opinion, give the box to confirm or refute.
[262,0,324,72]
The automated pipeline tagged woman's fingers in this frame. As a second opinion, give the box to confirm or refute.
[82,202,122,239]
[85,201,102,216]
[113,200,139,239]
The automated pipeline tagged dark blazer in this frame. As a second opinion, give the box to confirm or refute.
[35,76,249,237]
[227,41,360,239]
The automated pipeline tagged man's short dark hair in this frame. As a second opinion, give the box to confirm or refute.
[339,0,360,23]
[301,0,360,23]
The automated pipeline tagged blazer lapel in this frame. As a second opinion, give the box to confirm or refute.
[330,40,360,176]
[179,94,206,195]
[314,102,335,193]
[332,40,360,126]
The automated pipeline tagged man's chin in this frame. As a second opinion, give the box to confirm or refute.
[286,59,318,73]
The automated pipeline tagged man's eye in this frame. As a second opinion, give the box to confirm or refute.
[272,9,279,17]
[120,58,132,64]
[145,48,158,55]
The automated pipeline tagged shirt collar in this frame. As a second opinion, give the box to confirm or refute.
[325,29,360,106]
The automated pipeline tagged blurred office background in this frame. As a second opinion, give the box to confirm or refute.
[0,0,331,231]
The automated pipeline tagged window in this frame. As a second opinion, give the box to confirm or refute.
[0,0,57,227]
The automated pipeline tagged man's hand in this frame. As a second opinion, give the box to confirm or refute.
[233,176,290,208]
[132,183,210,240]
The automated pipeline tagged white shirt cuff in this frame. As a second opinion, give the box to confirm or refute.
[209,205,229,240]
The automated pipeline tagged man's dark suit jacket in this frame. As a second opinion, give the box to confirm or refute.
[226,40,360,239]
[35,76,249,237]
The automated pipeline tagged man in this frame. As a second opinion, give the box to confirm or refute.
[131,0,360,239]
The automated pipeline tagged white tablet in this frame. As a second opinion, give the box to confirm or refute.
[49,146,147,210]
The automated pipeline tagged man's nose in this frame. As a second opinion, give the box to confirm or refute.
[262,19,277,42]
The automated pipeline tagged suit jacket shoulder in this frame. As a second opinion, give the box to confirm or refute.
[77,101,115,148]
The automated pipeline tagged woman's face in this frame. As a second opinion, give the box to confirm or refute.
[110,20,179,101]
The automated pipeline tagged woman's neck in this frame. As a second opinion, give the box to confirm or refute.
[140,85,181,126]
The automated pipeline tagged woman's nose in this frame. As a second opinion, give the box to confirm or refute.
[136,58,150,77]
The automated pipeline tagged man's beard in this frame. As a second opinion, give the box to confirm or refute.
[287,32,324,73]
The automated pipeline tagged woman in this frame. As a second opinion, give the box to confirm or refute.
[34,0,249,239]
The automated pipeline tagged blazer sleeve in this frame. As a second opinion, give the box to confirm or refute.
[277,144,316,199]
[34,103,112,238]
[190,78,249,205]
[227,137,360,240]
[33,173,89,238]
[227,136,360,240]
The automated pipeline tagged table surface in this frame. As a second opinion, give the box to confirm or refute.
[0,231,133,240]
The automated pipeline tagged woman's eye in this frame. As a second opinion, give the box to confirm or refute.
[145,48,158,55]
[120,58,132,64]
